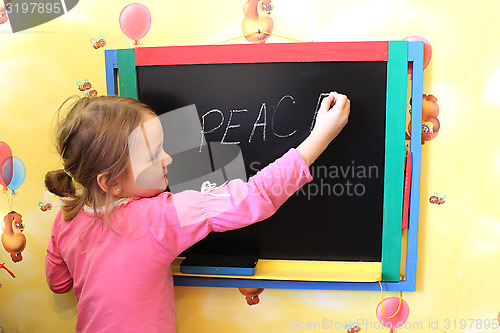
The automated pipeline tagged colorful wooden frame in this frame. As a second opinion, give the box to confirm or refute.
[104,41,423,291]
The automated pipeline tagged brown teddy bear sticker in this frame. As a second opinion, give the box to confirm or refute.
[2,211,26,263]
[238,288,265,305]
[406,94,440,145]
[242,0,274,43]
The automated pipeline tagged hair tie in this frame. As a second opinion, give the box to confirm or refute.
[64,168,73,179]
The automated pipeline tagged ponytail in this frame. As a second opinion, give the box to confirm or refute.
[45,169,86,221]
[45,169,75,197]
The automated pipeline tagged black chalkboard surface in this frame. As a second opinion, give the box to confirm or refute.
[137,60,387,262]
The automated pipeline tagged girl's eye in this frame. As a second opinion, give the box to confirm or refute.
[153,149,162,160]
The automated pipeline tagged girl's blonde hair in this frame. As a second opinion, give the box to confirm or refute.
[45,95,156,222]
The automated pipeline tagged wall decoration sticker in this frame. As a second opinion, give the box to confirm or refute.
[0,1,11,25]
[407,94,440,145]
[242,0,274,43]
[429,193,446,205]
[1,211,25,263]
[0,262,16,290]
[119,3,151,46]
[0,141,27,263]
[77,80,97,97]
[91,35,106,49]
[238,288,265,305]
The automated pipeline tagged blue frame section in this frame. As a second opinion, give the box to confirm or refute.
[104,49,118,96]
[402,40,423,291]
[104,42,424,291]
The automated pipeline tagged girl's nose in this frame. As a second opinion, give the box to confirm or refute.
[165,153,172,166]
[161,150,173,166]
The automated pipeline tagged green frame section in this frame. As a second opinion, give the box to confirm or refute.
[117,49,138,99]
[381,41,408,281]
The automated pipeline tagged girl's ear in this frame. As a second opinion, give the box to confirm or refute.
[97,172,123,196]
[96,172,110,193]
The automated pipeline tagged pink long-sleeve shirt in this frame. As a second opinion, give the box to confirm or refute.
[45,148,312,332]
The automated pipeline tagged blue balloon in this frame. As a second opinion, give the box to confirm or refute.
[5,156,26,193]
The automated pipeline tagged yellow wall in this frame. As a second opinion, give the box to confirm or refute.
[1,0,499,332]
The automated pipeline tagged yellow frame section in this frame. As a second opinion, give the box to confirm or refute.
[172,259,381,282]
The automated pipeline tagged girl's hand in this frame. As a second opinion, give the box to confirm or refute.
[296,91,350,166]
[312,92,350,143]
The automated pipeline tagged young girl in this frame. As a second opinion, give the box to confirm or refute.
[45,92,350,333]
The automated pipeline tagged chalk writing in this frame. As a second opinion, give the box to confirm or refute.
[199,93,328,152]
[310,92,331,132]
[272,95,297,138]
[249,103,267,143]
[199,109,224,152]
[222,109,247,145]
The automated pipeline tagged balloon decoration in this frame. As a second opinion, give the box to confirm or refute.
[0,142,26,195]
[376,297,409,332]
[119,3,151,46]
[0,141,12,191]
[376,282,409,333]
[404,35,432,76]
[1,157,26,195]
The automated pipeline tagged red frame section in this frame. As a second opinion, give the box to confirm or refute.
[402,151,412,229]
[135,41,389,66]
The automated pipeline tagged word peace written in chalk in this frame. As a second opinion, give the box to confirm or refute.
[199,93,330,151]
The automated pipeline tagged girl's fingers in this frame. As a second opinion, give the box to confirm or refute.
[320,91,336,112]
[331,92,348,109]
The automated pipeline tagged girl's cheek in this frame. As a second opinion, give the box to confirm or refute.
[135,160,166,190]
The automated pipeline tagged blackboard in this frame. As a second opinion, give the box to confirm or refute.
[105,41,419,287]
[136,61,387,261]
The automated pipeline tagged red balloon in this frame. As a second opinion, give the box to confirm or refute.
[376,297,409,330]
[404,35,432,74]
[119,3,151,42]
[0,141,12,190]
